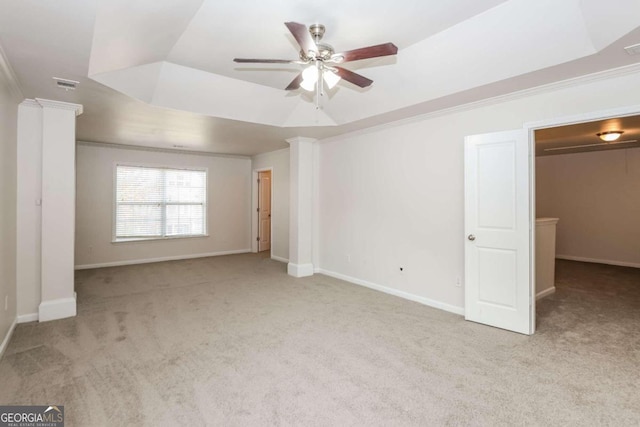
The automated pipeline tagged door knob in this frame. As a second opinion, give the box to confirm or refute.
[468,234,476,241]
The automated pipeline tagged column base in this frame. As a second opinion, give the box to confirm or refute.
[39,293,76,322]
[287,263,314,278]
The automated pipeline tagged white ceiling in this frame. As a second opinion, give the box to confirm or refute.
[1,0,640,155]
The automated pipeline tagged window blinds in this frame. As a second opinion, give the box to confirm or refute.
[115,165,207,240]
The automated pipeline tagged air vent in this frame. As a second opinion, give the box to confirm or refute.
[624,43,640,56]
[53,77,79,91]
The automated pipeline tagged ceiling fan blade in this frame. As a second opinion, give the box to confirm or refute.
[285,73,304,90]
[544,140,638,152]
[285,22,317,56]
[331,42,398,63]
[234,58,298,64]
[334,67,373,88]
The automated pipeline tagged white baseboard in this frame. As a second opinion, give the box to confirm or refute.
[0,318,17,361]
[287,262,314,278]
[75,249,252,270]
[536,286,556,300]
[271,255,289,263]
[556,255,640,269]
[316,268,465,316]
[39,295,76,322]
[17,313,38,323]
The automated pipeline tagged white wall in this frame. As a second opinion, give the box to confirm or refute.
[0,52,19,349]
[251,148,289,262]
[316,70,640,313]
[75,143,252,268]
[536,148,640,267]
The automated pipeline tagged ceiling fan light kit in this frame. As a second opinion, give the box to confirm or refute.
[233,22,398,109]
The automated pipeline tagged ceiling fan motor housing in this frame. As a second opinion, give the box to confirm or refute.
[299,24,334,61]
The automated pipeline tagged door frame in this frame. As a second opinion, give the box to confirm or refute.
[523,103,640,332]
[251,167,274,254]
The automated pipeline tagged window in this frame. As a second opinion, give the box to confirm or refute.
[114,165,207,241]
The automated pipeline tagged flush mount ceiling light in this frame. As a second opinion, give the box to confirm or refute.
[233,22,398,109]
[597,131,624,142]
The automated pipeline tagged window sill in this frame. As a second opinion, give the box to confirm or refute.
[112,234,209,244]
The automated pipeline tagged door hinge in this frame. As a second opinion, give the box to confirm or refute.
[257,179,260,183]
[257,236,260,241]
[256,208,260,212]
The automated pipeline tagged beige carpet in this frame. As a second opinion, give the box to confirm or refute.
[1,255,639,425]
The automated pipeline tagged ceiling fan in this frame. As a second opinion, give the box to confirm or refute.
[233,22,398,96]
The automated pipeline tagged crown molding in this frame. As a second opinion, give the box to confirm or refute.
[76,140,251,159]
[319,62,640,144]
[286,136,317,145]
[20,99,41,108]
[0,42,24,101]
[251,147,290,159]
[35,98,83,116]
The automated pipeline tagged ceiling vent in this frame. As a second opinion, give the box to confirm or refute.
[53,77,79,91]
[624,43,640,56]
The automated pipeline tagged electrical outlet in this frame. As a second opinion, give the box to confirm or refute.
[456,277,462,287]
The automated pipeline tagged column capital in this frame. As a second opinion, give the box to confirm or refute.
[20,99,41,109]
[286,136,317,145]
[35,98,83,116]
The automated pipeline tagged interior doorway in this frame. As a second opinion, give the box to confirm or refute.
[251,166,274,256]
[464,104,640,335]
[258,170,272,253]
[533,114,640,326]
[527,106,640,333]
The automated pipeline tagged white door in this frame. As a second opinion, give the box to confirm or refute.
[258,171,271,252]
[464,129,533,335]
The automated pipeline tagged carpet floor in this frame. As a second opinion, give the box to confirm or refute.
[0,255,638,426]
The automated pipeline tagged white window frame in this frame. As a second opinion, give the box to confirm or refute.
[112,162,208,243]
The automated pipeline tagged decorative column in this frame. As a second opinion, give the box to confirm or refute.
[16,100,43,320]
[286,137,316,277]
[37,99,83,322]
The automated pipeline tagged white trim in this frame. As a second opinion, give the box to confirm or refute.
[320,63,640,145]
[17,313,39,323]
[77,140,250,159]
[251,147,289,160]
[524,104,640,131]
[112,234,210,244]
[270,255,289,263]
[74,248,251,270]
[19,99,40,108]
[317,268,465,316]
[536,287,556,300]
[287,262,314,277]
[39,295,76,322]
[555,255,640,269]
[0,43,24,100]
[0,319,17,361]
[529,126,537,335]
[35,98,83,116]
